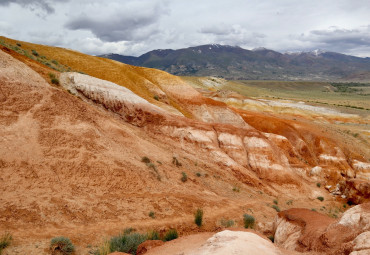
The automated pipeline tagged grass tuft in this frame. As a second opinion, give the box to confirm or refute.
[149,211,155,219]
[181,172,188,182]
[0,232,12,255]
[272,205,280,212]
[194,208,203,227]
[50,236,75,255]
[317,196,324,202]
[163,229,178,241]
[243,214,255,229]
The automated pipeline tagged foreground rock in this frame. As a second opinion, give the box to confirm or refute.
[273,203,370,254]
[191,230,281,255]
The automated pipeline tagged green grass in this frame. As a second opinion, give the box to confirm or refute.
[50,236,75,255]
[194,208,203,227]
[272,205,280,212]
[0,232,12,255]
[243,214,255,229]
[317,196,324,202]
[181,172,188,182]
[108,232,147,255]
[149,211,155,219]
[163,229,178,241]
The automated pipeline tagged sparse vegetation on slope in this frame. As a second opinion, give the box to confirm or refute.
[50,236,75,255]
[0,233,12,255]
[194,208,204,227]
[243,214,255,229]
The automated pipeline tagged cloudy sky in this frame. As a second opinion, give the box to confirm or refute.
[1,0,370,57]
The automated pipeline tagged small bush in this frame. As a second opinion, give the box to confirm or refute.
[316,183,321,188]
[149,211,155,219]
[317,196,324,202]
[50,236,75,255]
[286,200,293,205]
[51,78,60,85]
[141,156,151,164]
[163,229,178,241]
[194,208,203,227]
[31,49,39,56]
[147,230,160,240]
[52,59,59,65]
[181,172,188,182]
[109,232,146,255]
[273,199,278,205]
[272,205,280,212]
[196,172,201,177]
[243,214,255,229]
[0,232,12,254]
[153,95,159,101]
[16,43,21,47]
[220,219,235,228]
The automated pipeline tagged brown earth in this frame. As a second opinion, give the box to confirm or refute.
[0,38,369,255]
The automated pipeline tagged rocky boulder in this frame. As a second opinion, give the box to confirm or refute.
[273,203,370,254]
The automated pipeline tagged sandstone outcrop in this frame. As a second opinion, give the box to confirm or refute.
[273,203,370,254]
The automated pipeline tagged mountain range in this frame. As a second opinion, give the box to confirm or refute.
[100,44,370,81]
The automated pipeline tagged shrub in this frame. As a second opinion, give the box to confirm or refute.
[220,219,235,228]
[109,232,147,255]
[147,230,160,240]
[286,200,293,205]
[272,205,280,212]
[31,49,39,56]
[149,211,155,219]
[194,208,203,227]
[317,196,324,202]
[153,95,159,101]
[52,59,59,65]
[16,43,21,47]
[273,199,278,205]
[163,229,178,241]
[0,232,12,254]
[316,183,321,188]
[181,172,187,182]
[141,156,151,164]
[196,172,201,177]
[51,78,60,85]
[50,236,75,255]
[243,214,255,229]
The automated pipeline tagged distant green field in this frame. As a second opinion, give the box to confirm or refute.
[182,77,370,115]
[228,80,370,112]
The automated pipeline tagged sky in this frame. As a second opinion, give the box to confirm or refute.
[0,0,370,57]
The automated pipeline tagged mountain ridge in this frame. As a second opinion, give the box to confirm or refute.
[99,44,370,81]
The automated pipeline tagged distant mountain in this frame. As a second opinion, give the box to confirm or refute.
[99,44,370,80]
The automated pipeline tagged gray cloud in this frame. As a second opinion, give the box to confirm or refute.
[65,3,167,42]
[302,26,370,53]
[0,0,68,14]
